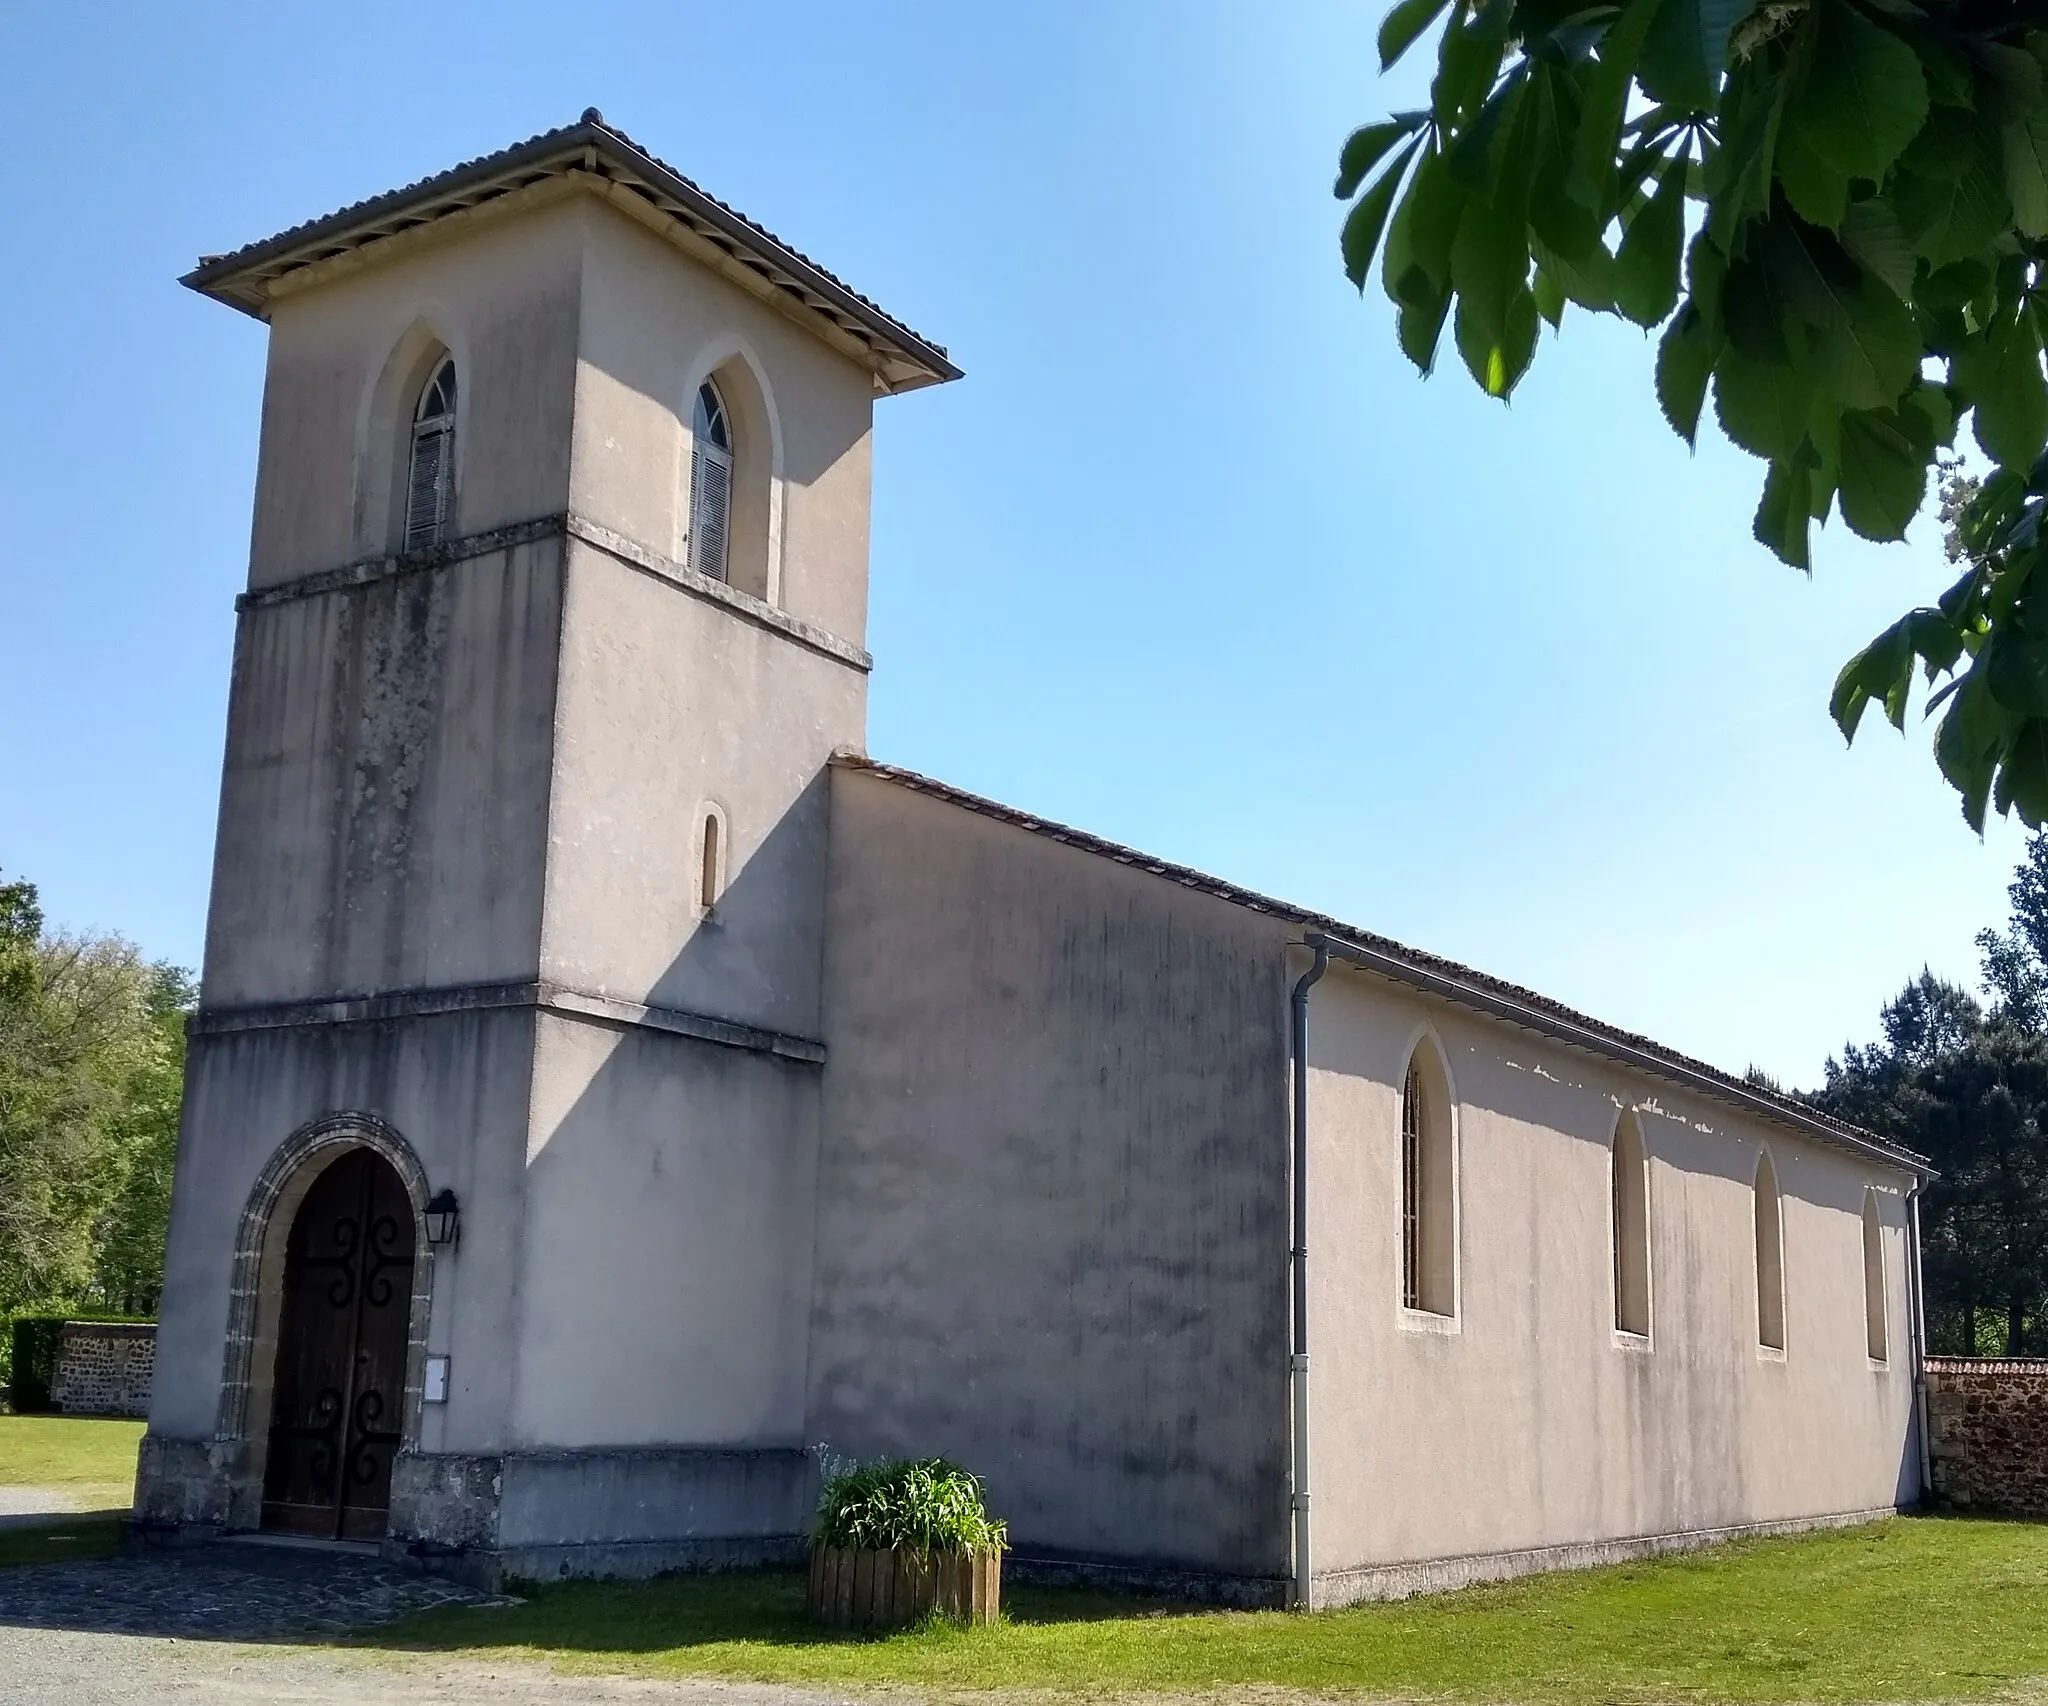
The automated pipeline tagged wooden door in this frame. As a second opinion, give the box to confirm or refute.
[260,1148,416,1539]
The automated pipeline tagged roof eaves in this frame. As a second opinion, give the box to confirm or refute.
[830,752,1931,1179]
[182,113,961,391]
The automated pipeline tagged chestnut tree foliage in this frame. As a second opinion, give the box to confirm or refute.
[1337,0,2048,828]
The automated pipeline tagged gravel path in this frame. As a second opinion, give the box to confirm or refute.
[0,1542,862,1705]
[0,1631,863,1705]
[0,1485,98,1529]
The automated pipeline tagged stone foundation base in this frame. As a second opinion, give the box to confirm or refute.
[1007,1550,1288,1609]
[133,1434,813,1591]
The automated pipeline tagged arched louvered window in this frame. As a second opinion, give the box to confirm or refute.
[1754,1151,1786,1352]
[688,379,733,583]
[1862,1188,1888,1363]
[404,357,457,551]
[1611,1112,1651,1338]
[1400,1048,1456,1316]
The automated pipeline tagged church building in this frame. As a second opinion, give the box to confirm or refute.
[138,113,1931,1606]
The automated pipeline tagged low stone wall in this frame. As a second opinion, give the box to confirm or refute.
[1925,1356,2048,1518]
[49,1321,155,1418]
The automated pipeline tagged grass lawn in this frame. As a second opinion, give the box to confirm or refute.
[370,1516,2048,1702]
[0,1413,143,1508]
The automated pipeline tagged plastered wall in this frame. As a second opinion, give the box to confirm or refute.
[569,203,877,641]
[248,191,585,584]
[201,537,564,1008]
[151,1012,537,1457]
[1303,959,1919,1577]
[510,1013,820,1449]
[812,770,1294,1584]
[537,537,861,1033]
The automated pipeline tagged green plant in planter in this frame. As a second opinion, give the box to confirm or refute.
[813,1458,1007,1556]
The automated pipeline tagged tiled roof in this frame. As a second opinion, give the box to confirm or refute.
[182,110,960,394]
[832,753,1931,1177]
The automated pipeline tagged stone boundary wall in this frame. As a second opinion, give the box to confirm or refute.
[50,1322,155,1418]
[1924,1355,2048,1518]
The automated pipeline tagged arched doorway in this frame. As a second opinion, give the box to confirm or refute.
[259,1147,416,1539]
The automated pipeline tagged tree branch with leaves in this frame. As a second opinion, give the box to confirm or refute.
[1339,0,2048,827]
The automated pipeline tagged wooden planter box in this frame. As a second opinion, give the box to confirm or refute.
[808,1544,1001,1629]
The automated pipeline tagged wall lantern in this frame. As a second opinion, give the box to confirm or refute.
[424,1189,461,1249]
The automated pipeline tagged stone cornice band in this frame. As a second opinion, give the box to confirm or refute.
[234,512,873,674]
[191,978,827,1065]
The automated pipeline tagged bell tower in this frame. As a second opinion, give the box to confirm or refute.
[138,113,958,1574]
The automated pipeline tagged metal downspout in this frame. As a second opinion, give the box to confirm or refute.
[1289,939,1330,1611]
[1906,1181,1933,1502]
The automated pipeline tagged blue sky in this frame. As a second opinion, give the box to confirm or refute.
[0,0,2025,1086]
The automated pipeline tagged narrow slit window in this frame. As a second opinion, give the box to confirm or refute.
[1754,1151,1786,1352]
[1400,1049,1455,1316]
[1612,1113,1650,1338]
[699,812,722,914]
[688,380,732,582]
[405,357,457,551]
[1862,1188,1888,1362]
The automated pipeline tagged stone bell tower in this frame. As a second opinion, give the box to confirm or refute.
[136,112,957,1576]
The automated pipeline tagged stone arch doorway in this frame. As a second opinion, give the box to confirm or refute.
[259,1146,417,1539]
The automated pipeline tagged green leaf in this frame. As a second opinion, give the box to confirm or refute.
[1567,0,1661,210]
[1435,6,1509,130]
[1449,190,1530,349]
[1721,247,1792,364]
[1754,458,1815,568]
[1686,229,1729,322]
[1613,146,1690,326]
[1837,406,1930,540]
[1526,66,1601,259]
[1811,272,1920,411]
[1713,347,1812,461]
[1638,0,1746,111]
[1533,266,1567,327]
[1776,121,1849,229]
[2001,718,2048,828]
[1967,322,2048,467]
[1986,630,2048,718]
[1705,51,1786,241]
[1335,112,1427,199]
[1383,149,1467,308]
[1531,231,1617,312]
[2005,102,2048,237]
[1935,670,2007,831]
[1380,0,1454,71]
[1497,286,1541,395]
[1838,197,1917,301]
[1398,284,1455,372]
[1895,111,2014,268]
[1899,380,1957,452]
[1342,137,1424,288]
[1455,286,1540,397]
[1449,63,1530,195]
[1657,303,1719,446]
[1832,613,1915,739]
[1783,2,1929,186]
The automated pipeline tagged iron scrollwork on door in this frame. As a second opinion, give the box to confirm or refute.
[260,1148,417,1540]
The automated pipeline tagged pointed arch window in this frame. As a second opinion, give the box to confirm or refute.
[1862,1188,1888,1363]
[404,357,457,551]
[1400,1048,1456,1317]
[688,379,733,583]
[1754,1151,1786,1352]
[1612,1112,1651,1338]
